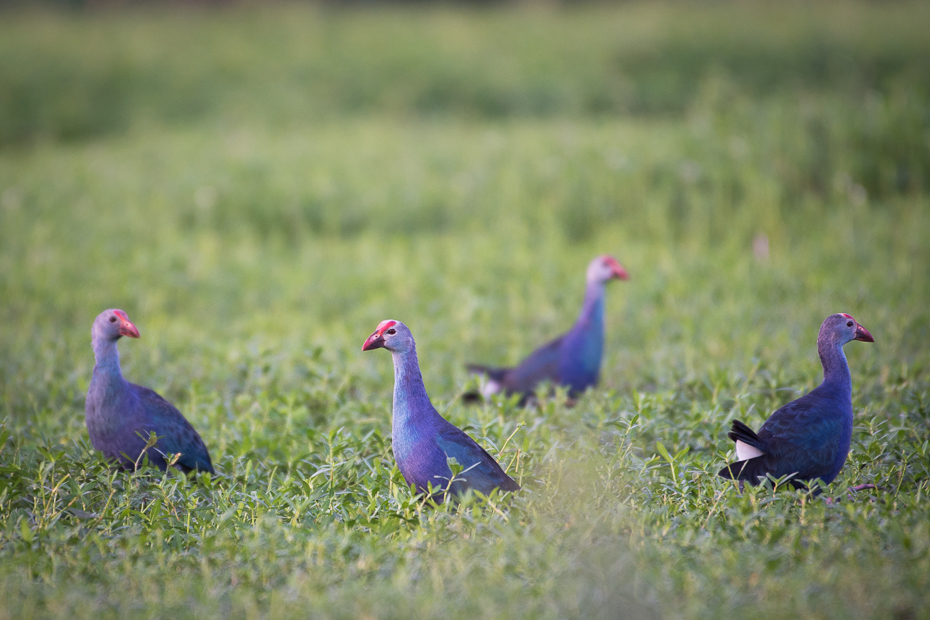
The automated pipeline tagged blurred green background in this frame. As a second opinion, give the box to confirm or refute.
[0,2,928,618]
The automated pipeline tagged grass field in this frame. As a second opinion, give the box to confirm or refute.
[1,2,929,618]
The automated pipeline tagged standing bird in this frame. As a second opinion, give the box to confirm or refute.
[718,313,873,490]
[363,320,520,499]
[466,255,629,403]
[85,309,215,474]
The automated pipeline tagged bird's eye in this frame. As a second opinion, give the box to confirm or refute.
[846,321,854,327]
[387,328,396,335]
[109,316,118,323]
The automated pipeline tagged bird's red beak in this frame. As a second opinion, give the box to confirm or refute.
[362,332,385,351]
[362,320,396,351]
[606,257,629,281]
[113,310,140,338]
[854,323,874,343]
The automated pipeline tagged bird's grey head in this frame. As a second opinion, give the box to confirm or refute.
[92,309,140,343]
[586,255,629,285]
[820,313,874,346]
[362,319,415,354]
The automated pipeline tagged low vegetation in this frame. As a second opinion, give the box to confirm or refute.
[0,2,927,618]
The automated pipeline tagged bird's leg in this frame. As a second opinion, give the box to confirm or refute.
[825,483,878,505]
[845,483,877,500]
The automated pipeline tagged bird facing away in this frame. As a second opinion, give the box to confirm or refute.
[85,309,215,474]
[718,313,874,490]
[466,255,629,403]
[362,320,520,499]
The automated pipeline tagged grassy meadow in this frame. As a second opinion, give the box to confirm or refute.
[1,2,929,617]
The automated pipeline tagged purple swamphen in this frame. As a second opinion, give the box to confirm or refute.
[85,309,215,474]
[363,320,520,499]
[466,255,629,403]
[718,313,873,491]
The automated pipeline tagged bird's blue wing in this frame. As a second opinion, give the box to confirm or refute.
[434,424,520,495]
[753,391,844,480]
[134,384,215,474]
[503,335,564,394]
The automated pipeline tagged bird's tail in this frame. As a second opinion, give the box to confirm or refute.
[460,392,484,404]
[719,419,768,482]
[466,364,510,383]
[727,419,765,450]
[462,365,511,404]
[718,459,764,482]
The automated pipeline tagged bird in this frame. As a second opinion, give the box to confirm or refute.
[718,313,874,491]
[465,255,629,404]
[84,309,215,474]
[362,319,520,500]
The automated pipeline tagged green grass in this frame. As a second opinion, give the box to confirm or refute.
[1,2,929,618]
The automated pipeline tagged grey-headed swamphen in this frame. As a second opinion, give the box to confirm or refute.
[85,309,214,474]
[466,255,628,403]
[718,313,873,491]
[363,320,520,500]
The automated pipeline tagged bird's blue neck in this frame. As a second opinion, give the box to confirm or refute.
[818,337,852,397]
[93,338,125,382]
[817,334,855,480]
[557,280,607,391]
[576,280,606,329]
[391,347,438,429]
